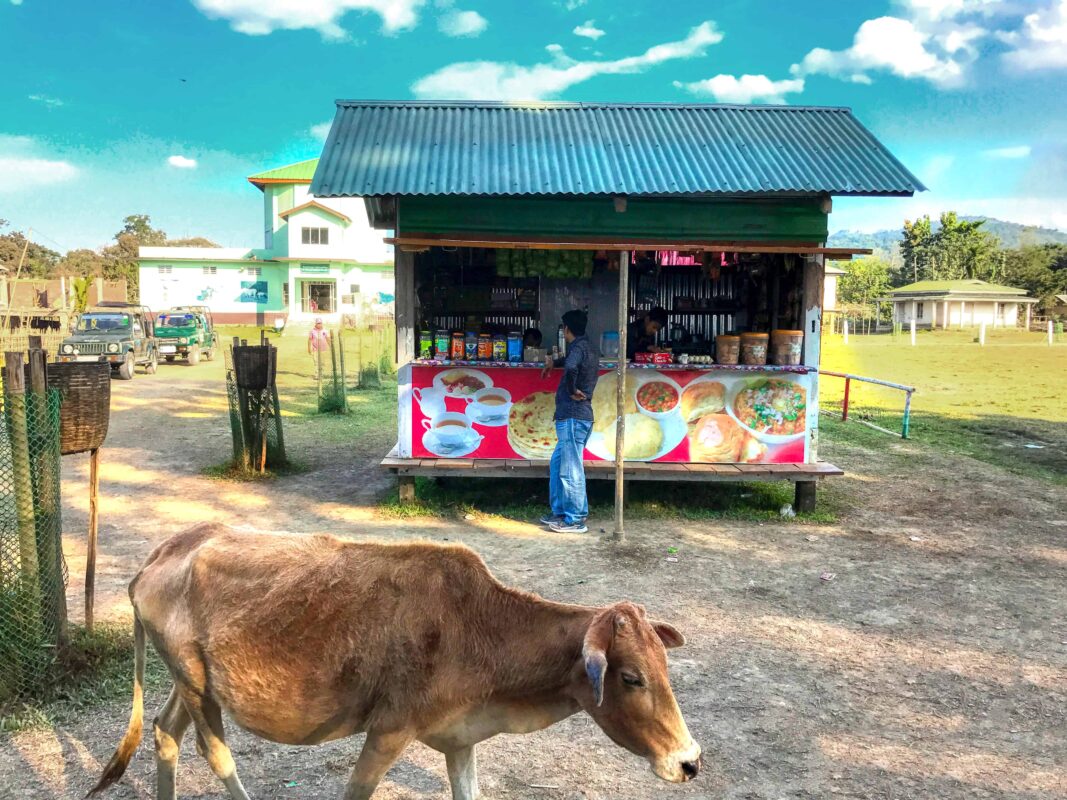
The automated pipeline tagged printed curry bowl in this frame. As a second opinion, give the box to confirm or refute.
[725,376,807,445]
[631,373,683,422]
[465,387,512,426]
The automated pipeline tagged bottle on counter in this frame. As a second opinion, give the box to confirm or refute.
[557,324,566,357]
[450,331,465,360]
[477,333,493,360]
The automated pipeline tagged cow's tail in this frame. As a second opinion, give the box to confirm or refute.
[86,615,146,796]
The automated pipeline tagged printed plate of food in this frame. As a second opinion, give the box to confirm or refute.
[726,376,807,445]
[585,373,685,461]
[507,391,558,459]
[432,368,494,397]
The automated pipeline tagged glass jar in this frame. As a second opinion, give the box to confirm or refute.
[450,331,465,360]
[477,333,493,360]
[434,329,450,358]
[492,335,507,361]
[600,330,620,358]
[507,331,523,362]
[418,331,433,359]
[464,331,478,361]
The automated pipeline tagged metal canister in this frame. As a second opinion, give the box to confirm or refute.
[450,331,464,360]
[492,335,507,361]
[478,333,493,360]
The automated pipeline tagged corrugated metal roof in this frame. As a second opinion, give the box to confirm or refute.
[312,101,925,198]
[890,279,1026,295]
[248,158,318,186]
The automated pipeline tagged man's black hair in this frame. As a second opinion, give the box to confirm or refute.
[647,306,668,327]
[561,309,588,337]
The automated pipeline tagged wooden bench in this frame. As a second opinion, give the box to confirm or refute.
[380,450,842,512]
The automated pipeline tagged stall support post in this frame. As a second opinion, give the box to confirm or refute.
[794,482,817,514]
[398,475,416,502]
[841,377,851,422]
[395,249,416,366]
[612,251,630,542]
[1025,303,1032,331]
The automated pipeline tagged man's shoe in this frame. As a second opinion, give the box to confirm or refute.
[549,519,588,534]
[539,514,563,526]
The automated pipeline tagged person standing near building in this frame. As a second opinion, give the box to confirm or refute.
[540,309,598,534]
[307,317,331,375]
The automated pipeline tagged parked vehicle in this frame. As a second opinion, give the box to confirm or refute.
[57,302,158,380]
[155,306,218,365]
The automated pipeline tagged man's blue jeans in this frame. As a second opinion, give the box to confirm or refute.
[549,418,593,525]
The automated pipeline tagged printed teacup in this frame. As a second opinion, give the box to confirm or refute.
[422,411,475,446]
[466,387,512,421]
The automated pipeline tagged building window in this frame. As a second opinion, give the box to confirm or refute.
[349,283,360,294]
[916,302,925,319]
[282,283,290,307]
[246,266,262,277]
[157,265,173,274]
[301,227,329,245]
[202,265,217,275]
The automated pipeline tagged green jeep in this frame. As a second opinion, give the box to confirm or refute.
[156,306,218,365]
[57,303,158,380]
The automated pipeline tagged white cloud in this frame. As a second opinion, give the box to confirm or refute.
[792,16,971,86]
[167,155,198,169]
[191,0,424,39]
[309,120,333,140]
[1001,0,1067,71]
[0,157,78,193]
[28,94,63,108]
[412,21,723,100]
[573,20,604,40]
[10,0,24,5]
[560,0,587,9]
[438,8,486,37]
[675,74,804,104]
[984,145,1032,159]
[832,194,1067,234]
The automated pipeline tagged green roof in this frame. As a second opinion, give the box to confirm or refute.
[889,279,1026,296]
[248,158,319,186]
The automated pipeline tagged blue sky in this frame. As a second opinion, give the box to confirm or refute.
[3,0,1066,252]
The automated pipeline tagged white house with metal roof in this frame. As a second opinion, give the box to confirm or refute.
[138,159,394,325]
[880,279,1038,329]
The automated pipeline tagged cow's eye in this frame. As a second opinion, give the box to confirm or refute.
[621,672,644,688]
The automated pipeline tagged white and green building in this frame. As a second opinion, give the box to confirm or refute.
[138,158,394,325]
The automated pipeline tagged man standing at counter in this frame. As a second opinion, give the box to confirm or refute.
[627,306,669,359]
[540,309,597,534]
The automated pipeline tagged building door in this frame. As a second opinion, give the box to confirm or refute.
[301,280,336,313]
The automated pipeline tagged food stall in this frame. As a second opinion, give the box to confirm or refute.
[311,101,923,530]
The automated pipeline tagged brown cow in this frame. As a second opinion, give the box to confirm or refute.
[88,524,701,799]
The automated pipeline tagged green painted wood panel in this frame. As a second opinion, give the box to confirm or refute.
[398,196,828,242]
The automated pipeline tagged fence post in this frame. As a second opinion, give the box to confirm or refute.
[979,322,986,346]
[841,377,851,422]
[1050,320,1055,347]
[843,320,849,345]
[902,390,913,439]
[910,319,916,346]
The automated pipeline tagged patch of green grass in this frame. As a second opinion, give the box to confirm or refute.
[381,477,836,524]
[0,623,169,733]
[821,330,1067,482]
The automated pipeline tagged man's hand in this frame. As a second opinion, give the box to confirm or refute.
[570,389,587,401]
[541,357,554,379]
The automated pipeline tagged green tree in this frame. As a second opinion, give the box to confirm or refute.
[0,219,61,278]
[901,216,933,283]
[900,212,1001,284]
[839,256,892,306]
[56,247,106,277]
[115,214,167,246]
[1002,244,1067,307]
[165,236,220,247]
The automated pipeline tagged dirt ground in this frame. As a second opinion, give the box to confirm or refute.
[1,354,1065,800]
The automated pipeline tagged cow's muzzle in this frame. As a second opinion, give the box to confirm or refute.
[652,741,703,783]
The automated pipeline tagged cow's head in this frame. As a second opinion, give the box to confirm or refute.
[572,602,701,783]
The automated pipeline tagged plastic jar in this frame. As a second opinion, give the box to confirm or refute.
[507,331,523,362]
[770,330,804,365]
[740,332,769,365]
[465,332,478,360]
[450,332,465,360]
[478,333,493,360]
[434,330,450,359]
[716,334,741,365]
[418,331,433,359]
[600,330,620,359]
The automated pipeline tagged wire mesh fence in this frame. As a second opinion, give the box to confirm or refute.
[0,369,66,704]
[315,323,396,413]
[819,370,914,438]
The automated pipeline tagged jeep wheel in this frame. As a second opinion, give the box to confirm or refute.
[203,346,215,361]
[165,355,176,362]
[144,351,158,375]
[188,344,201,366]
[117,352,135,380]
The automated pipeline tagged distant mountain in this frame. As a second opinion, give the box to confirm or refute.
[828,217,1067,255]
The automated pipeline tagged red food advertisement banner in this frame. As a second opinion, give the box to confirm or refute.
[401,364,812,464]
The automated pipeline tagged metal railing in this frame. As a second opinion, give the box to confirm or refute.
[819,370,916,439]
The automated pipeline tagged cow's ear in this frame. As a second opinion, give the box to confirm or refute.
[582,609,616,707]
[584,650,607,707]
[652,621,686,649]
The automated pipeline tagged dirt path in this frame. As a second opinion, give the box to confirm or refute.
[2,359,1065,799]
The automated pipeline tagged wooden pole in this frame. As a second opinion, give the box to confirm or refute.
[337,329,349,412]
[613,251,629,541]
[86,448,99,631]
[1,231,31,331]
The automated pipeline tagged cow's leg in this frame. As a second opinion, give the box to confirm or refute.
[154,686,191,800]
[179,687,251,800]
[445,746,480,800]
[343,729,415,800]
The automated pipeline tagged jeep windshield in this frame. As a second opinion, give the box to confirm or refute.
[77,313,130,332]
[158,314,196,328]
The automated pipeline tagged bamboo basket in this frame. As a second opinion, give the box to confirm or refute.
[44,363,111,455]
